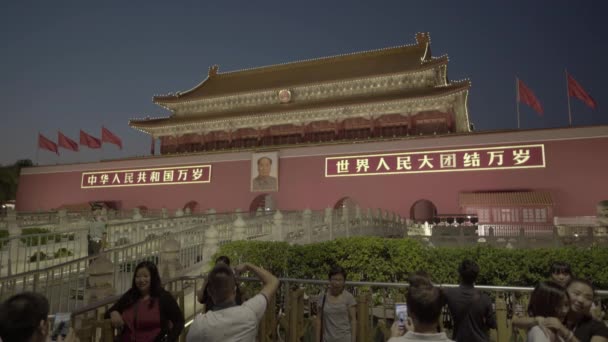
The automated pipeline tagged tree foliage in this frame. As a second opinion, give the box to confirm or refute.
[0,159,33,202]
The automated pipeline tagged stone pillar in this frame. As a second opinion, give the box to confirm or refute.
[256,207,263,217]
[184,207,191,216]
[272,210,283,241]
[58,209,68,226]
[355,205,362,220]
[203,225,219,263]
[343,205,350,237]
[207,208,216,223]
[159,238,182,280]
[233,211,247,241]
[161,207,168,219]
[175,208,184,217]
[303,209,312,244]
[100,207,108,220]
[86,255,115,304]
[132,207,142,220]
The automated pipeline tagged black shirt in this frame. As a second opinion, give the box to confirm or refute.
[571,315,608,342]
[443,285,497,342]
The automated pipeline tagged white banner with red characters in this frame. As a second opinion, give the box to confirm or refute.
[81,165,212,188]
[325,144,545,177]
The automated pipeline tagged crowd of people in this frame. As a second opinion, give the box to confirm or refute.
[0,257,606,342]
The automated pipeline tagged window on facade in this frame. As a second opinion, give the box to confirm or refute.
[535,208,547,223]
[477,209,490,223]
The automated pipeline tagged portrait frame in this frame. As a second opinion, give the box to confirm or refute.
[251,151,279,192]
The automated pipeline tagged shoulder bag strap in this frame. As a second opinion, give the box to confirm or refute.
[320,293,327,342]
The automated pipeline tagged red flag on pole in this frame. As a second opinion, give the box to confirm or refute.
[58,131,79,152]
[80,130,102,149]
[101,126,123,149]
[567,73,597,109]
[517,79,544,115]
[38,134,59,154]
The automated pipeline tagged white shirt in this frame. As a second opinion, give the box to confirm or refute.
[186,294,267,342]
[388,331,454,341]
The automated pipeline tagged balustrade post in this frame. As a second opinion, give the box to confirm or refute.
[100,207,108,221]
[161,207,168,219]
[203,225,219,264]
[175,208,184,217]
[184,207,191,216]
[343,205,350,237]
[132,207,142,220]
[86,255,115,304]
[596,201,608,243]
[58,209,68,226]
[303,209,312,243]
[325,208,333,240]
[207,208,216,223]
[233,210,247,241]
[159,238,182,280]
[7,208,20,276]
[272,210,283,241]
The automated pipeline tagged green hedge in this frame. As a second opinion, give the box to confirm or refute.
[215,237,608,288]
[20,228,75,247]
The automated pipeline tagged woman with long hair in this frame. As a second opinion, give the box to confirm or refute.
[526,281,570,342]
[521,279,608,342]
[315,266,357,342]
[106,261,184,342]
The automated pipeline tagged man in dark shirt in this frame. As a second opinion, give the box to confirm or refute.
[443,260,497,342]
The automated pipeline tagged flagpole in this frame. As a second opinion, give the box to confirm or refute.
[35,132,40,166]
[516,77,521,129]
[565,69,573,127]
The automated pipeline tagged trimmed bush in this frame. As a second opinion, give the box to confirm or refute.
[215,237,608,288]
[29,251,47,262]
[54,248,73,258]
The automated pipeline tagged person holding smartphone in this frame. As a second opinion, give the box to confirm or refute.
[315,266,357,342]
[389,278,452,341]
[0,292,79,342]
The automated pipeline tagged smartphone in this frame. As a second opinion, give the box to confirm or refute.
[395,303,408,328]
[51,312,71,341]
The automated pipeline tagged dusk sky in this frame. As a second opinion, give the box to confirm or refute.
[1,0,606,166]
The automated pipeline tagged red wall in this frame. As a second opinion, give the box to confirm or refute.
[16,128,608,219]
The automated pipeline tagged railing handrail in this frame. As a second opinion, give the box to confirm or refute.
[71,275,608,317]
[0,228,87,241]
[162,275,608,295]
[0,221,209,282]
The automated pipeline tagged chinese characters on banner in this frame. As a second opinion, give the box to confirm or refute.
[325,144,545,177]
[81,165,212,188]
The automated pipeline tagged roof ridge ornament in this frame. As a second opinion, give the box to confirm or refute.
[208,64,220,78]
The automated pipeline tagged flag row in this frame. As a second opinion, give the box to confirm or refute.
[38,127,122,155]
[517,71,597,116]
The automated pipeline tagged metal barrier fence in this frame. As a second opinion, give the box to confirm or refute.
[68,276,608,342]
[0,229,89,277]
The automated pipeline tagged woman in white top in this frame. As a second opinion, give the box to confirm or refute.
[315,266,357,342]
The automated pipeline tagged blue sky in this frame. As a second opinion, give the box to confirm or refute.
[1,0,606,165]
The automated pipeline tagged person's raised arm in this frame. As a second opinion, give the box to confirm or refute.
[234,263,279,300]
